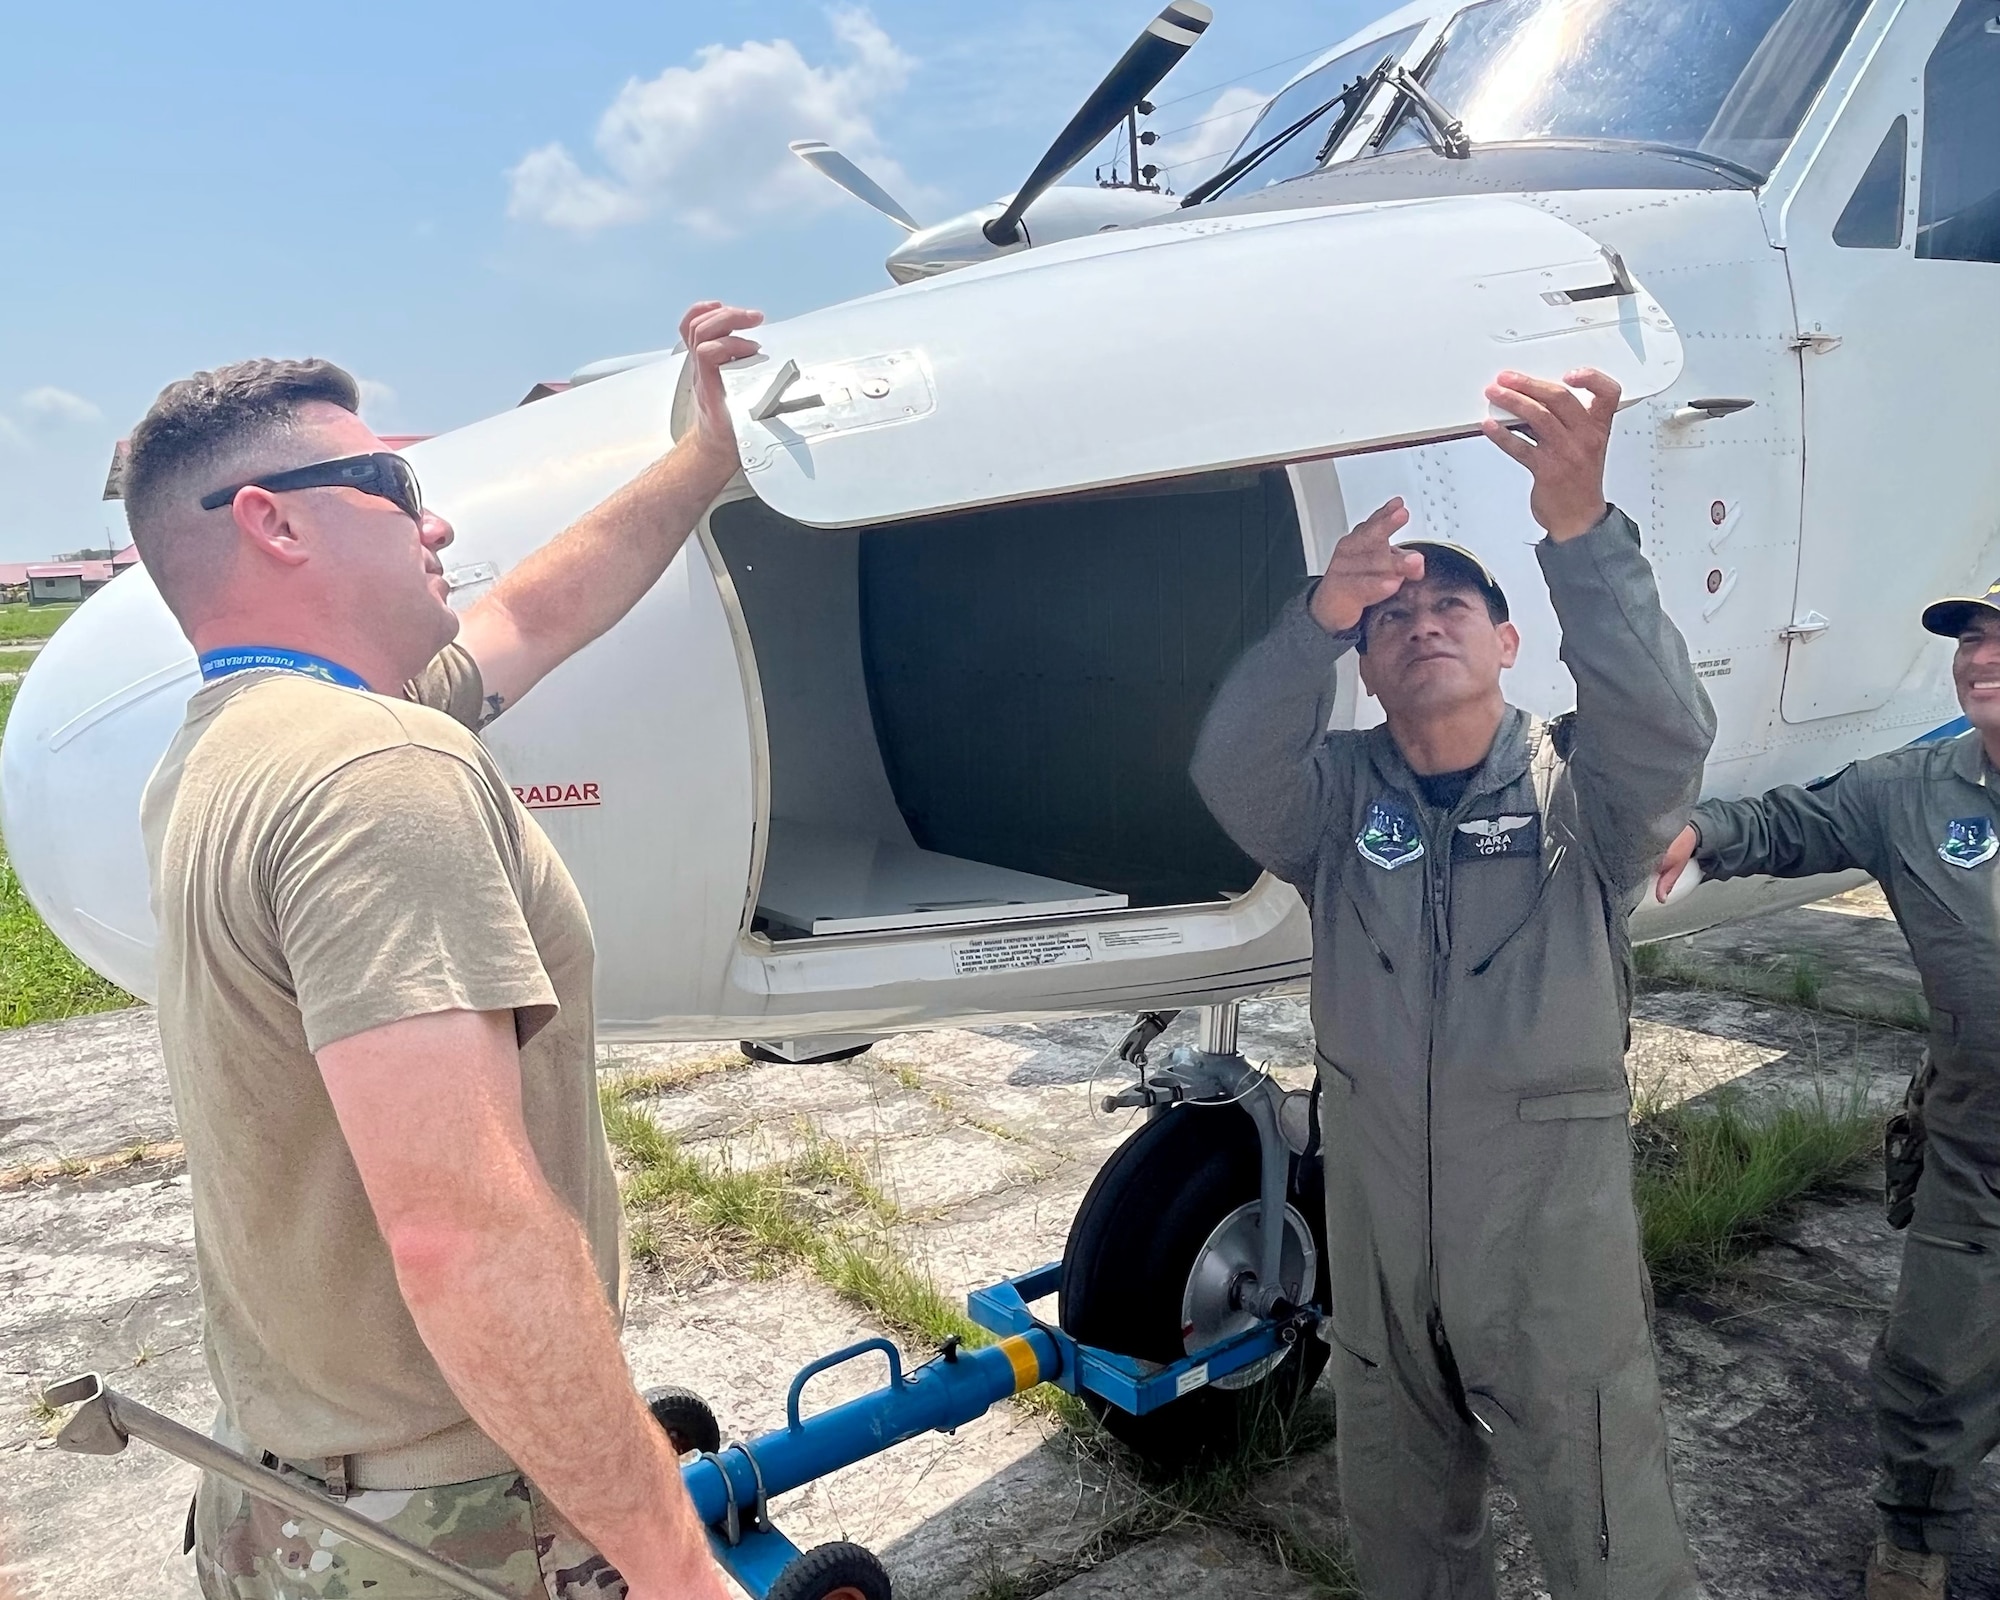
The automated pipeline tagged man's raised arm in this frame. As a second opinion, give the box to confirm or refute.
[1191,499,1415,889]
[455,302,763,725]
[1485,369,1716,886]
[1654,765,1887,902]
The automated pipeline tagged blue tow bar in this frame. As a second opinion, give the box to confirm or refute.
[682,1262,1318,1595]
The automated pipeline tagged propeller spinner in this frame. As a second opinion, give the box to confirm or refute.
[790,1,1212,283]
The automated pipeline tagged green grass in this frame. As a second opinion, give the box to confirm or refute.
[1634,938,1929,1032]
[1632,1081,1881,1289]
[0,649,37,675]
[0,604,77,643]
[0,680,137,1029]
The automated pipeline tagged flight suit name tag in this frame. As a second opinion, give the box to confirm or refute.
[1939,816,1998,869]
[1356,797,1425,871]
[1454,813,1541,861]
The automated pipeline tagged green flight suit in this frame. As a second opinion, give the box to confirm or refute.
[1693,727,2000,1556]
[1194,509,1714,1599]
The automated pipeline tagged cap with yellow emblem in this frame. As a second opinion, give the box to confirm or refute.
[1921,577,2000,638]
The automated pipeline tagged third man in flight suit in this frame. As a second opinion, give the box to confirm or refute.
[1656,578,2000,1600]
[1194,368,1714,1599]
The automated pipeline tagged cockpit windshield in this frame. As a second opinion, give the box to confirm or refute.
[1205,26,1425,199]
[1373,0,1874,178]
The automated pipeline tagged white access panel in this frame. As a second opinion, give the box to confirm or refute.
[720,194,1684,529]
[757,819,1127,936]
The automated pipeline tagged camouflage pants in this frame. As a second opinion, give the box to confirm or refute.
[193,1464,629,1600]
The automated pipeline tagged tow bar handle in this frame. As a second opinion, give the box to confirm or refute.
[784,1337,904,1431]
[42,1374,518,1600]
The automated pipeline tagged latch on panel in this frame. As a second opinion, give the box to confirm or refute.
[1543,250,1638,305]
[1781,611,1831,642]
[1671,397,1755,423]
[1787,332,1843,354]
[748,360,828,422]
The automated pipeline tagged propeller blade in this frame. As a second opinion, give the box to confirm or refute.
[789,140,922,232]
[983,1,1212,247]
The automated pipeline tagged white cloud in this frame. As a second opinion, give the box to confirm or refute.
[355,378,398,420]
[1153,85,1267,194]
[508,8,914,238]
[19,386,104,427]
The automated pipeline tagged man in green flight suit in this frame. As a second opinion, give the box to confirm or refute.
[1657,579,2000,1600]
[1194,368,1715,1599]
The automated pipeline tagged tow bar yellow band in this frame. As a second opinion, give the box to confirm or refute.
[999,1334,1042,1392]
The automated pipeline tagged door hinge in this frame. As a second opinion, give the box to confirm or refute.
[1787,331,1842,354]
[1782,611,1831,642]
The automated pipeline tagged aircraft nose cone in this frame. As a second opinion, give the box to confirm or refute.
[884,213,1023,284]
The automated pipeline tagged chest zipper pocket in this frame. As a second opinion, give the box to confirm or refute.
[1341,882,1397,973]
[1469,842,1566,977]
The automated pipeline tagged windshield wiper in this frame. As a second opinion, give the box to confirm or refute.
[1181,56,1396,207]
[1377,64,1472,159]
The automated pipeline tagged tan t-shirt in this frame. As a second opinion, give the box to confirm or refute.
[141,645,619,1483]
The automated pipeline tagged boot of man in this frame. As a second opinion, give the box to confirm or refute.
[1866,1536,1948,1599]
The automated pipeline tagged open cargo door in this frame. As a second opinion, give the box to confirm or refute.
[720,194,1684,528]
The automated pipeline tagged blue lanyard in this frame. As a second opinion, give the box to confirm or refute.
[197,646,370,691]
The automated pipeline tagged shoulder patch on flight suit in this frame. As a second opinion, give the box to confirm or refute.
[1454,813,1542,861]
[1356,796,1425,871]
[1939,816,1998,869]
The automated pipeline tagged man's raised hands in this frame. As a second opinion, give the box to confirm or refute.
[1482,367,1618,543]
[1310,497,1418,634]
[681,300,766,472]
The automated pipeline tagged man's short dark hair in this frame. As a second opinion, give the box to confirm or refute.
[123,358,360,617]
[1357,547,1508,653]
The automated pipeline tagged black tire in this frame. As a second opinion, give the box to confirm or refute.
[643,1385,721,1457]
[1060,1100,1330,1474]
[766,1541,893,1600]
[739,1041,874,1065]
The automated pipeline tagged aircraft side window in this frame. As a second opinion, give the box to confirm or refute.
[1833,117,1909,248]
[1916,0,2000,262]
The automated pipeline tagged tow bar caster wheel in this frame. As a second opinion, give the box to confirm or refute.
[642,1385,721,1458]
[1061,1098,1330,1473]
[765,1540,892,1600]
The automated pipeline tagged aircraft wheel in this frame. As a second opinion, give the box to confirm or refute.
[643,1385,721,1457]
[739,1041,874,1066]
[765,1540,892,1600]
[1060,1100,1329,1473]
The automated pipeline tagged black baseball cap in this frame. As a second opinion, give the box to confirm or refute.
[1921,577,2000,638]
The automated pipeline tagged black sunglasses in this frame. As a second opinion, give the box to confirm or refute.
[200,452,424,522]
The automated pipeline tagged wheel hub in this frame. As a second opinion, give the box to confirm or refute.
[1180,1200,1316,1390]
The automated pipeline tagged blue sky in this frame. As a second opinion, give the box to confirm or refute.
[0,0,1381,562]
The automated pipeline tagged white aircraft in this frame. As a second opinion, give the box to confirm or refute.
[7,0,1997,1462]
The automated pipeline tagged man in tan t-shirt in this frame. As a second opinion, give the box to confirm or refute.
[121,300,761,1600]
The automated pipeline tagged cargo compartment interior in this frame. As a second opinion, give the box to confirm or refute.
[709,469,1308,940]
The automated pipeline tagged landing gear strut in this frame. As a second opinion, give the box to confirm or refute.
[1060,1002,1329,1468]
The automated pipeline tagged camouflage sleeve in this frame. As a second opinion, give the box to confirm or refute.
[401,643,492,732]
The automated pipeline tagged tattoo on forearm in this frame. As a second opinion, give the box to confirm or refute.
[478,692,507,729]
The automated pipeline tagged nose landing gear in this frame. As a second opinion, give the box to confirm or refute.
[1058,1005,1329,1470]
